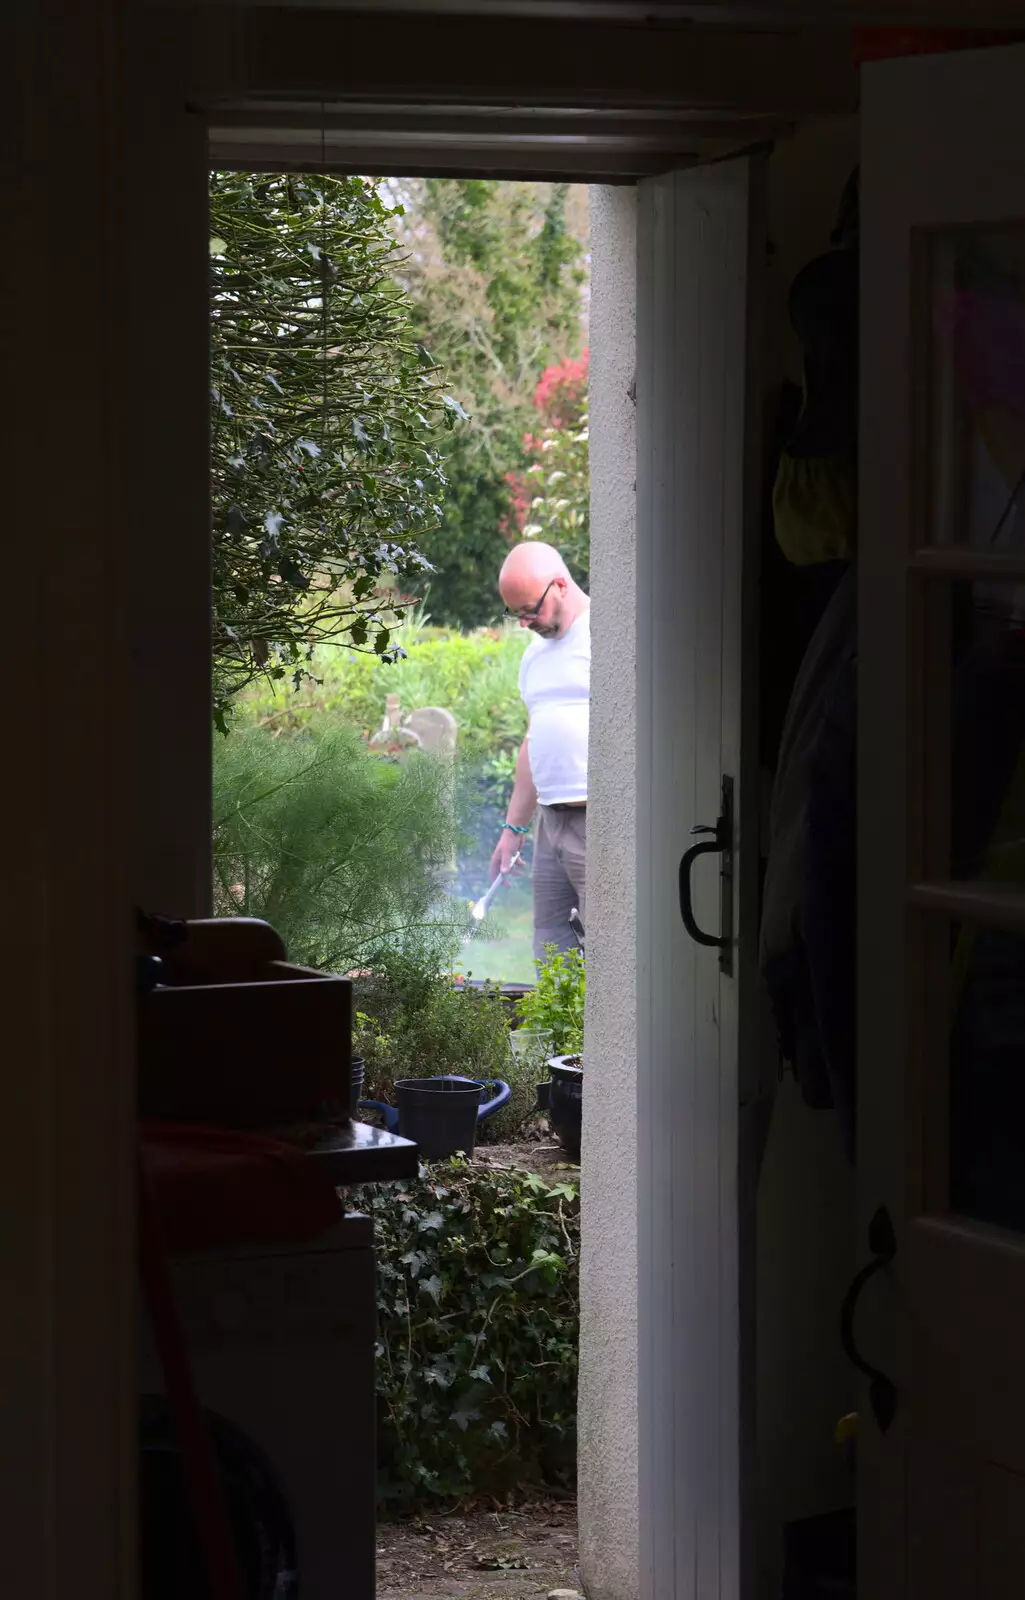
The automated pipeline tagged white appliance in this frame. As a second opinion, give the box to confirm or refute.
[140,1213,377,1600]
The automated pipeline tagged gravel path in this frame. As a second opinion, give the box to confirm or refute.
[377,1142,581,1599]
[376,1501,579,1599]
[472,1141,578,1184]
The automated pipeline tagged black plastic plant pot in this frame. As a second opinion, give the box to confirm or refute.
[546,1055,583,1163]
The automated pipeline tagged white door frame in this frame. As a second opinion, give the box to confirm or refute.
[634,158,764,1600]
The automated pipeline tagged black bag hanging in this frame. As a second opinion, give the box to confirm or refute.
[773,170,860,569]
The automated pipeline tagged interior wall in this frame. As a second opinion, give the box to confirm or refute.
[754,115,859,1599]
[5,6,211,1590]
[765,117,860,393]
[578,182,639,1600]
[127,65,212,920]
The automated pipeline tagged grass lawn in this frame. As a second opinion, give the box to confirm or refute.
[451,874,535,985]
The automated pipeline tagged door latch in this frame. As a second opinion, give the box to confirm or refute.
[678,775,734,975]
[840,1204,898,1434]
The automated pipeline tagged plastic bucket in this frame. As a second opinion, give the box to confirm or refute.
[509,1029,552,1066]
[394,1076,488,1160]
[348,1054,366,1121]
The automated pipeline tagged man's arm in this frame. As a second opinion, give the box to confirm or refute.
[490,735,537,881]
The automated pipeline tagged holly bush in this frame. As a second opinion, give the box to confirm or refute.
[351,1159,579,1507]
[210,171,460,726]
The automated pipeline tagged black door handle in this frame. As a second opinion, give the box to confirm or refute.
[678,837,726,946]
[840,1204,898,1434]
[678,776,734,974]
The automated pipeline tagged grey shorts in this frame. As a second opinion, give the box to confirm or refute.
[533,805,586,962]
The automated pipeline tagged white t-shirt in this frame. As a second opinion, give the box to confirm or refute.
[519,609,590,805]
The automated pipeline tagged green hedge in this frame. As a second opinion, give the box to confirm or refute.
[351,1159,579,1508]
[236,621,529,792]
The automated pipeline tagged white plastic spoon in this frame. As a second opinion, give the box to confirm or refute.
[470,851,522,922]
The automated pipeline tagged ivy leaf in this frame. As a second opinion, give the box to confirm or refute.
[420,1274,444,1303]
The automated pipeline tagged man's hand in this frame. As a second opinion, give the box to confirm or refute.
[490,830,522,884]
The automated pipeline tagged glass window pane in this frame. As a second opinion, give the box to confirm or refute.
[927,228,1025,555]
[949,918,1025,1231]
[949,581,1025,887]
[916,579,1025,885]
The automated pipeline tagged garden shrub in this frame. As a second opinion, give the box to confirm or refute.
[209,172,457,726]
[507,352,590,590]
[212,721,466,971]
[353,948,541,1141]
[516,945,585,1057]
[236,621,530,876]
[388,179,587,630]
[350,1159,579,1508]
[238,620,528,793]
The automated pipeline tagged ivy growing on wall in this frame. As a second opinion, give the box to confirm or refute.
[351,1158,579,1507]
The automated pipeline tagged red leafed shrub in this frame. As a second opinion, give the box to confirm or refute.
[533,351,588,429]
[502,351,589,578]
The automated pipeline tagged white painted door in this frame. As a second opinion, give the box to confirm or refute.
[859,43,1025,1600]
[636,157,763,1600]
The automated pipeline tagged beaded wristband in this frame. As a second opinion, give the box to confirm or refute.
[502,822,530,836]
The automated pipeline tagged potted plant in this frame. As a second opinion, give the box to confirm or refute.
[515,945,585,1161]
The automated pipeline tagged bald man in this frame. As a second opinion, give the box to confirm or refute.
[491,542,590,961]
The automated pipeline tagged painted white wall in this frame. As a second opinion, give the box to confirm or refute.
[578,183,639,1600]
[754,117,859,1599]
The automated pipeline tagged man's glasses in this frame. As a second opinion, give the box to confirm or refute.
[505,578,555,621]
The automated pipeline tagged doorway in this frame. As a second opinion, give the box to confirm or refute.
[11,7,876,1596]
[202,121,852,1600]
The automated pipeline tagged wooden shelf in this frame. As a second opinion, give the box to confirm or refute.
[276,1118,420,1187]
